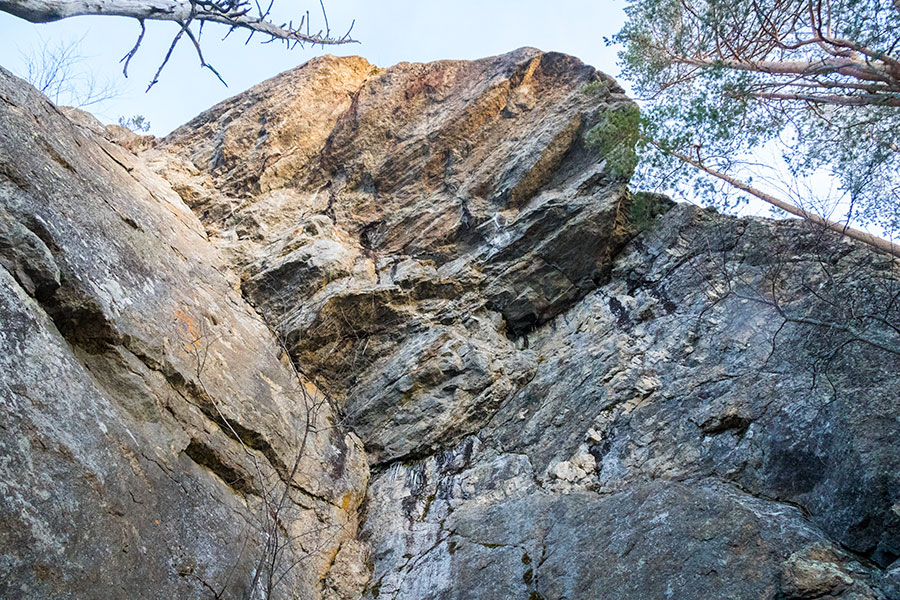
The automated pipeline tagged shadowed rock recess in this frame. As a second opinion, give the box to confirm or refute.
[1,48,899,599]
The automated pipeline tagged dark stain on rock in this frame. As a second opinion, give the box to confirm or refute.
[608,296,633,329]
[701,414,753,437]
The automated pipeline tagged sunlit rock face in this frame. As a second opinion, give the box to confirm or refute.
[153,48,633,466]
[2,47,899,600]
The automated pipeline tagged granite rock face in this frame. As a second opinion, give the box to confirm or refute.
[359,206,899,599]
[153,48,633,466]
[0,66,367,600]
[2,47,899,600]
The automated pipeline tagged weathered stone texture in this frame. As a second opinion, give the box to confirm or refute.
[154,48,632,467]
[358,206,898,599]
[1,46,899,600]
[0,66,366,600]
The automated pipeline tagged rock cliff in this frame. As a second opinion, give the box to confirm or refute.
[1,48,899,599]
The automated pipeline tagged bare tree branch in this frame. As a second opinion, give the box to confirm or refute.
[3,0,357,89]
[677,55,897,85]
[656,140,900,258]
[20,35,120,107]
[120,18,145,78]
[737,90,900,106]
[0,0,356,46]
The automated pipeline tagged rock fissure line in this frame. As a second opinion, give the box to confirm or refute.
[4,50,900,599]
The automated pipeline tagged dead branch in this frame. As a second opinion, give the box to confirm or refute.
[1,0,357,90]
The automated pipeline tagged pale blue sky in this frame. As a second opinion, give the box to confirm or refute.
[0,1,627,134]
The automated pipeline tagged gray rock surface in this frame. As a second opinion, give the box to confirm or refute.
[0,66,367,599]
[1,46,899,600]
[359,206,899,599]
[154,48,632,466]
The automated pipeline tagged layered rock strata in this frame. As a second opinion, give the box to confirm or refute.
[1,47,899,599]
